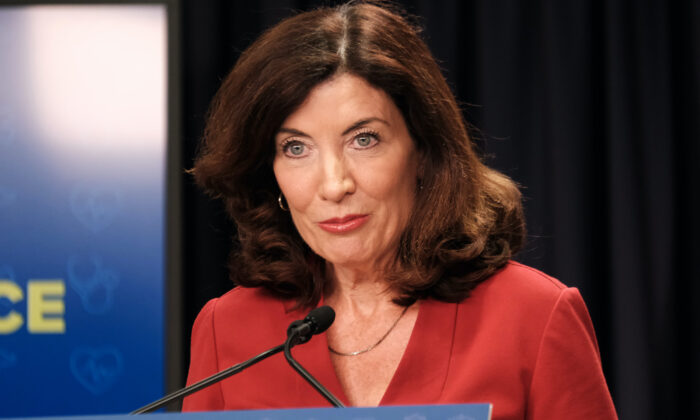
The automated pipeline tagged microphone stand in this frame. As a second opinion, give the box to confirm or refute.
[284,330,345,408]
[131,344,284,414]
[131,306,342,414]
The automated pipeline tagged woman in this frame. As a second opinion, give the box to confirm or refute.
[183,2,617,419]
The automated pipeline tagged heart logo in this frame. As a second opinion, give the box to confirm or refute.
[0,349,17,368]
[0,187,16,209]
[67,255,119,315]
[70,184,123,233]
[70,347,124,395]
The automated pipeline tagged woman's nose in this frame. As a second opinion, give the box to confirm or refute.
[319,154,355,202]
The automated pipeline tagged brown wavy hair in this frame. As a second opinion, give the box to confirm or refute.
[192,1,525,308]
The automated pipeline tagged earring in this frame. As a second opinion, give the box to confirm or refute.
[278,193,288,211]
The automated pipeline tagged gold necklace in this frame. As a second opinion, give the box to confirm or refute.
[328,305,409,357]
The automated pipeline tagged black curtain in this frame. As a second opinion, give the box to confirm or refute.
[180,1,700,418]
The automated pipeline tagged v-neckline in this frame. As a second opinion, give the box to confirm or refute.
[289,299,458,407]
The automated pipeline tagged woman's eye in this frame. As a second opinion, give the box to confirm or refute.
[282,141,306,157]
[353,132,378,148]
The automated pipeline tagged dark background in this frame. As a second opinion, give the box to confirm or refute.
[179,1,699,419]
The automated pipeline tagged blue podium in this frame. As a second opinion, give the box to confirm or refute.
[6,404,492,420]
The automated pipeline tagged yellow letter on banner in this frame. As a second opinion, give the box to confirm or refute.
[28,280,65,334]
[0,280,24,334]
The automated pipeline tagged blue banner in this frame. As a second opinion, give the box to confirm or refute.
[0,5,168,417]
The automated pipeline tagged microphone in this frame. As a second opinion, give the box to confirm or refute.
[131,305,341,414]
[287,305,335,345]
[284,306,344,407]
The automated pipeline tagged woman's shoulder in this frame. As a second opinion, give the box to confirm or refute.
[208,286,286,312]
[197,286,300,323]
[192,287,303,353]
[196,286,299,328]
[442,262,614,417]
[458,260,586,326]
[473,260,569,302]
[448,260,597,363]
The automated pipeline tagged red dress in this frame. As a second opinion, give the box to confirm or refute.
[182,261,617,419]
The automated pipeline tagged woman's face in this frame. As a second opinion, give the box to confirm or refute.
[273,74,419,271]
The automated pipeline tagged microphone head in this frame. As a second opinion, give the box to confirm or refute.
[305,305,335,334]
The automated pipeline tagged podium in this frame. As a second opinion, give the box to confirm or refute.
[6,404,492,420]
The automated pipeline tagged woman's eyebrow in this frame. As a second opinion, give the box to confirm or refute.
[342,117,389,135]
[277,117,390,138]
[277,127,309,137]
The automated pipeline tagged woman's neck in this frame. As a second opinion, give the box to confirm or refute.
[323,263,400,317]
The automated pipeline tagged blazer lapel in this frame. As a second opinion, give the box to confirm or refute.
[379,299,457,405]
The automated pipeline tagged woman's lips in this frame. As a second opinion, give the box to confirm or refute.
[318,214,369,233]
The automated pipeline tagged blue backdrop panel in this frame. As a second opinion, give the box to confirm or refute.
[0,5,167,417]
[5,404,494,420]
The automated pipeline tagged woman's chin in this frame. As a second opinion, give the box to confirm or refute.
[323,254,372,269]
[321,251,394,274]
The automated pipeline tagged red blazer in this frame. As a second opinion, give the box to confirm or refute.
[182,261,617,419]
